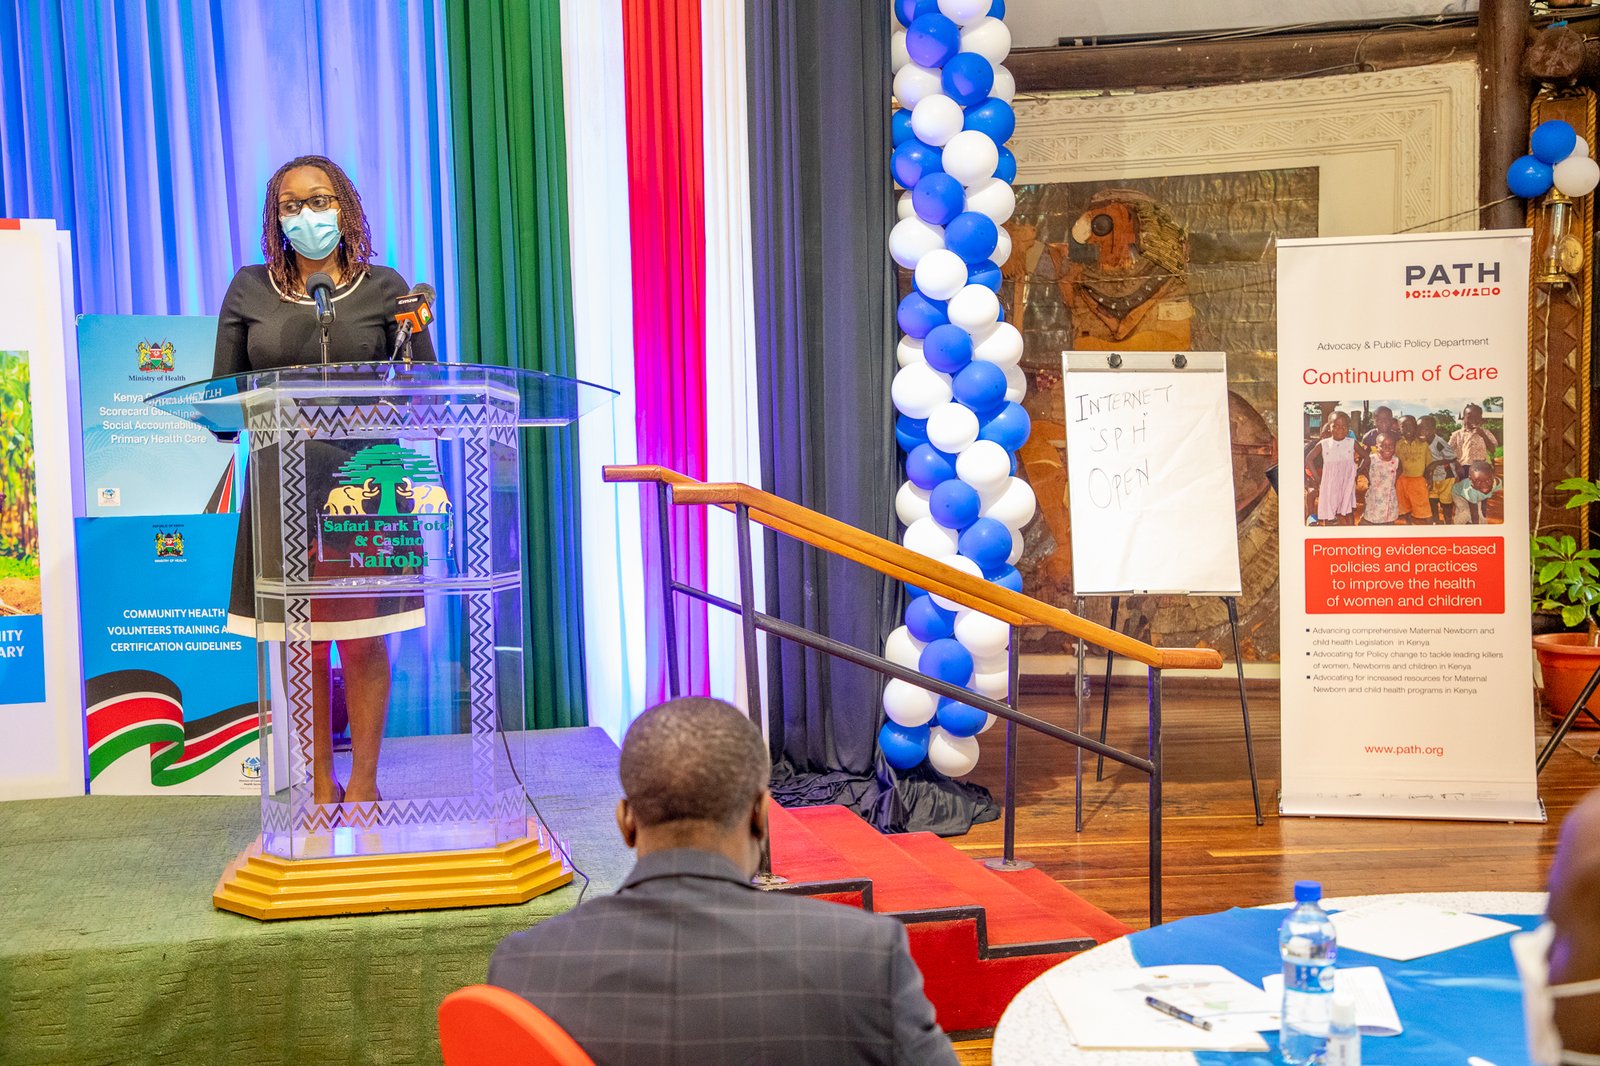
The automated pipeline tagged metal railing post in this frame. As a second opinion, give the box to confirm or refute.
[736,503,783,886]
[983,638,1033,872]
[657,483,681,698]
[1148,666,1164,927]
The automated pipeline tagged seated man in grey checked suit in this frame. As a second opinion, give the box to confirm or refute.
[489,696,958,1066]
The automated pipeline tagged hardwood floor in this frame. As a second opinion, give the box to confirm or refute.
[943,677,1599,1064]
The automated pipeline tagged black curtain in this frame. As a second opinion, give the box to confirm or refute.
[746,0,996,835]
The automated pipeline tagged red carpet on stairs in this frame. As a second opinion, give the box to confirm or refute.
[766,801,1131,1036]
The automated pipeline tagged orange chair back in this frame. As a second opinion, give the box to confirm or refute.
[438,984,596,1066]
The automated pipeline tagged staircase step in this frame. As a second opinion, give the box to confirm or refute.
[784,805,972,912]
[766,802,857,885]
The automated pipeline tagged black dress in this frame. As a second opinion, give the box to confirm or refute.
[213,264,437,640]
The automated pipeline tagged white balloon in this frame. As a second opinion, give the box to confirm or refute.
[891,362,953,419]
[956,439,1010,493]
[896,481,933,525]
[931,554,983,611]
[893,62,942,109]
[904,516,960,559]
[911,94,965,148]
[970,648,1008,674]
[972,321,1023,366]
[965,177,1015,225]
[885,626,928,670]
[970,667,1010,699]
[1006,534,1023,566]
[927,728,981,776]
[942,130,999,186]
[927,402,980,453]
[891,30,911,73]
[896,335,926,367]
[1554,154,1600,198]
[990,64,1015,104]
[984,477,1037,528]
[1574,136,1591,159]
[883,678,938,727]
[938,0,991,24]
[897,190,916,221]
[978,712,997,733]
[914,248,969,301]
[954,608,1011,658]
[959,17,1011,65]
[1003,363,1027,402]
[889,217,945,269]
[990,225,1013,267]
[947,284,1000,332]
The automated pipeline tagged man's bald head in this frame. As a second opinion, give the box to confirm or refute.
[619,698,770,831]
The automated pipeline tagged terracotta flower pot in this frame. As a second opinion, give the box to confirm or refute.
[1533,631,1600,730]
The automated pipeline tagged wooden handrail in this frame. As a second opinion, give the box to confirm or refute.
[603,464,1223,671]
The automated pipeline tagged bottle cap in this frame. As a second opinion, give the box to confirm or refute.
[1331,991,1356,1026]
[1293,880,1322,903]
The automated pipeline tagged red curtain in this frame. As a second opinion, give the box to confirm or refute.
[622,0,710,700]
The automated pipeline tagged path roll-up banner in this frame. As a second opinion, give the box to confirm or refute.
[1277,230,1542,822]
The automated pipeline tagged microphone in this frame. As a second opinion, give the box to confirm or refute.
[307,272,336,328]
[390,283,436,361]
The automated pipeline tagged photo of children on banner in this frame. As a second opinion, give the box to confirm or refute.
[1303,398,1504,527]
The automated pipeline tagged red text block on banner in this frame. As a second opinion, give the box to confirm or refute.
[1305,537,1504,614]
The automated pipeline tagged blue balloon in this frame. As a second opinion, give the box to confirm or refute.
[1507,154,1554,199]
[937,697,988,738]
[923,323,974,374]
[964,98,1016,144]
[959,517,1013,570]
[941,52,994,107]
[995,147,1017,183]
[912,172,965,227]
[1532,120,1578,165]
[895,0,939,28]
[929,479,981,530]
[906,13,961,68]
[985,564,1023,594]
[978,401,1031,451]
[906,594,957,642]
[897,292,947,338]
[896,414,930,452]
[987,0,1005,16]
[920,638,975,686]
[906,443,958,490]
[892,108,914,148]
[879,720,931,770]
[953,360,1007,412]
[891,138,943,189]
[945,211,999,264]
[967,261,1002,292]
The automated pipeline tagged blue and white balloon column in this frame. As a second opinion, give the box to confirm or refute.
[880,0,1034,779]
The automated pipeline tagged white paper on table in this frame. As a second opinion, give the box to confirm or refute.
[1328,900,1521,961]
[1261,966,1404,1036]
[1044,965,1272,1051]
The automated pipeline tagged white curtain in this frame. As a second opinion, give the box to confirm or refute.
[700,0,767,718]
[560,0,647,743]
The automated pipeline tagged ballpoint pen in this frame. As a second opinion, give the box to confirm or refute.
[1145,995,1215,1031]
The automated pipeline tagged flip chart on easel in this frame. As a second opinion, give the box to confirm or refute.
[1063,350,1241,596]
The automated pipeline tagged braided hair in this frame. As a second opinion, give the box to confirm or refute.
[260,155,373,300]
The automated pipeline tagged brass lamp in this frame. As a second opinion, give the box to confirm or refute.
[1538,188,1585,287]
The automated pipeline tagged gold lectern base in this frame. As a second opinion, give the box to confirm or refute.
[214,824,573,920]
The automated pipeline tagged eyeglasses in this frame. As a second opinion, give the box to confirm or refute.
[278,194,338,217]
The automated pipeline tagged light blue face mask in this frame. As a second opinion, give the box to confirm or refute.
[282,207,341,260]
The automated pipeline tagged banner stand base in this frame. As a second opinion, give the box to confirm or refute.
[1278,794,1546,823]
[213,820,572,920]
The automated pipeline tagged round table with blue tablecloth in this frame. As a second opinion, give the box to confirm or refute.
[993,891,1545,1066]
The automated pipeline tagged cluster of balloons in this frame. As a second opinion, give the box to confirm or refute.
[880,0,1035,781]
[1507,119,1600,199]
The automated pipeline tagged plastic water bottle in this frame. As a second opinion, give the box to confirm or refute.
[1279,880,1337,1064]
[1325,991,1361,1065]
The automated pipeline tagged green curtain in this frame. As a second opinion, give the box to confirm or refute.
[446,0,587,729]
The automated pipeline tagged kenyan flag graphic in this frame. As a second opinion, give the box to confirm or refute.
[86,670,258,785]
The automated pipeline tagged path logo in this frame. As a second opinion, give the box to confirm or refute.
[154,529,184,558]
[322,443,452,516]
[137,340,176,372]
[241,755,262,780]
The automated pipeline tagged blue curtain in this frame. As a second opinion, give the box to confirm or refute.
[0,0,457,361]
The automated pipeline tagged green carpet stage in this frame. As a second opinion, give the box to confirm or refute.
[0,727,633,1066]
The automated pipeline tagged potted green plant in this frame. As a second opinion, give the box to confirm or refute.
[1532,476,1600,727]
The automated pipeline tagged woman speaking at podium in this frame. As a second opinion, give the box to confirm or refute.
[214,154,435,806]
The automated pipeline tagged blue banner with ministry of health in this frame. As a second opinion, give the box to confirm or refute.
[75,315,257,795]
